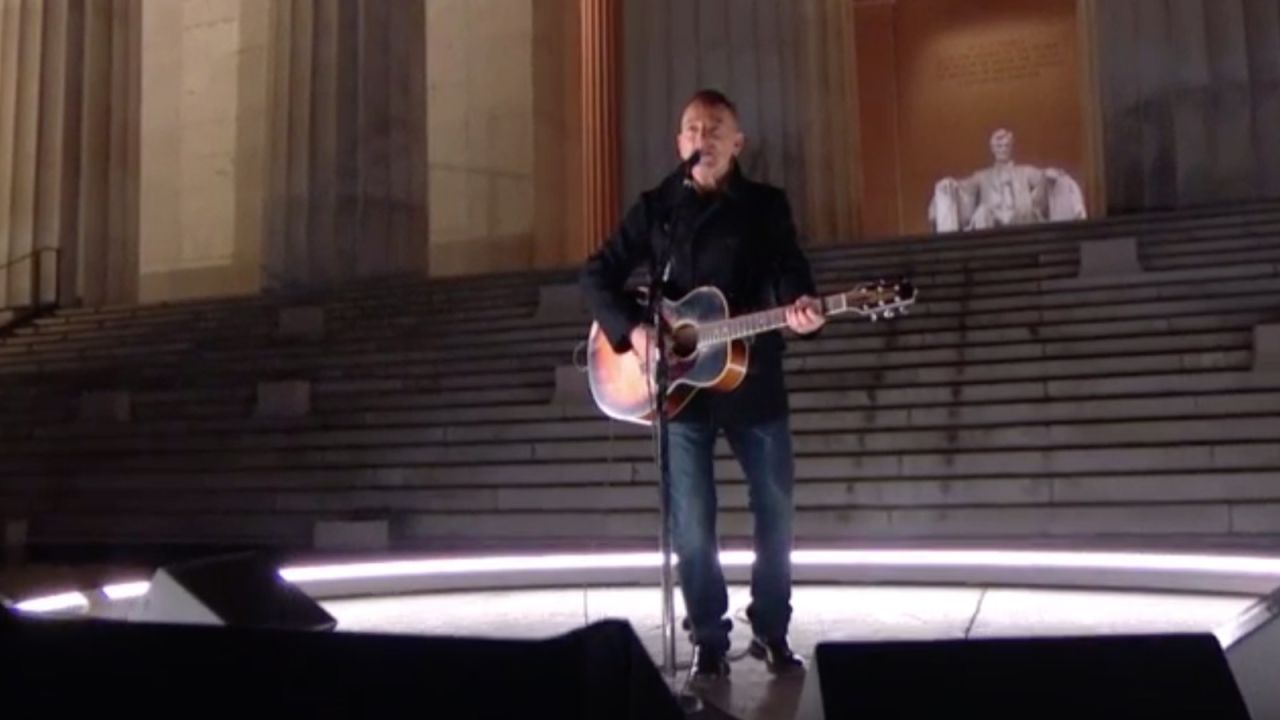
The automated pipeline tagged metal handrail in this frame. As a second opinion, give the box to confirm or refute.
[0,245,61,316]
[0,246,58,273]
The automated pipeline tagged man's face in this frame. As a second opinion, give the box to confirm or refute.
[676,102,744,184]
[991,133,1014,163]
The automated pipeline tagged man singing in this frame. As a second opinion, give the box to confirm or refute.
[581,89,824,684]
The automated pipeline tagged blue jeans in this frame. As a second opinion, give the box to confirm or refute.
[667,413,795,653]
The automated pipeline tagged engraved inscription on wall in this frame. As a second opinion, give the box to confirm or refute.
[935,37,1069,87]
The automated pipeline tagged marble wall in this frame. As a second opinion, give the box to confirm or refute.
[138,0,266,302]
[12,0,1280,309]
[1097,0,1280,210]
[426,0,535,276]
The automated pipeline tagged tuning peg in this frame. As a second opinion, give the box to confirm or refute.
[883,310,895,319]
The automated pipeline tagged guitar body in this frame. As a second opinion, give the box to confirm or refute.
[587,286,748,425]
[584,278,916,425]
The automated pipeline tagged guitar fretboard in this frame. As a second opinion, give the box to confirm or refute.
[697,293,849,348]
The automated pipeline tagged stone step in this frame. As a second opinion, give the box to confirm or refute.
[817,238,1272,282]
[5,438,1276,493]
[9,210,1273,337]
[9,327,1241,410]
[6,470,1280,520]
[222,302,1279,372]
[2,225,1258,331]
[22,512,314,547]
[334,269,1278,342]
[818,222,1270,270]
[311,349,1249,413]
[4,283,1267,386]
[274,311,1272,379]
[1146,233,1280,259]
[2,248,1271,365]
[6,364,1277,441]
[295,328,1246,399]
[2,352,1272,435]
[38,275,538,324]
[4,415,1277,473]
[793,349,1248,389]
[823,209,1280,260]
[9,471,1280,518]
[296,328,1251,388]
[2,301,518,352]
[390,502,1275,542]
[12,499,1279,549]
[7,389,1278,456]
[16,291,524,338]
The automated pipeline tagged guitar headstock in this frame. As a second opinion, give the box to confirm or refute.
[828,278,916,322]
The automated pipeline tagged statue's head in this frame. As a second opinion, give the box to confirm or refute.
[989,129,1015,163]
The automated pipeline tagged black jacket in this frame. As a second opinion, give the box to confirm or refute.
[580,164,817,426]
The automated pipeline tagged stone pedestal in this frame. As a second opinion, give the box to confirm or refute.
[1079,237,1142,278]
[534,284,588,323]
[551,365,593,407]
[313,519,390,552]
[1254,324,1280,374]
[4,519,28,565]
[79,390,132,423]
[277,306,326,341]
[255,380,311,419]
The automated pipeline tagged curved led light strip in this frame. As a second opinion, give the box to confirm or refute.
[14,591,90,614]
[12,548,1280,615]
[102,581,151,600]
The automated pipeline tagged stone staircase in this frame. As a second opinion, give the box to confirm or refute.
[2,204,1279,561]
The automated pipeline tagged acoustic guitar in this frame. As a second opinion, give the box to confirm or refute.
[586,279,916,424]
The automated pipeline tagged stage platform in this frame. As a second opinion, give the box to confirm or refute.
[319,584,1255,720]
[7,547,1279,719]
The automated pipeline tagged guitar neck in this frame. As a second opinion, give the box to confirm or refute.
[697,293,851,347]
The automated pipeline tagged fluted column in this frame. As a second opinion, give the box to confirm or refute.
[86,0,142,306]
[0,0,42,306]
[0,0,141,311]
[580,0,620,256]
[265,0,428,291]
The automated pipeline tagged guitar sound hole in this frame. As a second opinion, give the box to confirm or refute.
[670,324,699,360]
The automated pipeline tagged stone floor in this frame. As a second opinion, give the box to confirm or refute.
[322,584,1255,720]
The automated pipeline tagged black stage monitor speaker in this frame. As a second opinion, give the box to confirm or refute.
[131,552,336,631]
[0,616,683,719]
[1223,586,1280,720]
[814,634,1251,720]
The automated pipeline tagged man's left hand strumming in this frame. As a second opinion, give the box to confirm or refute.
[785,295,826,335]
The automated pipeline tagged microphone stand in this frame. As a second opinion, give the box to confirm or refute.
[652,154,701,707]
[650,255,702,716]
[648,255,678,681]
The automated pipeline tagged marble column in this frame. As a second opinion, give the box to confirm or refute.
[265,0,428,290]
[532,0,583,270]
[579,0,621,256]
[0,0,141,310]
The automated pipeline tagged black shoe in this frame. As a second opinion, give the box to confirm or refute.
[688,644,730,684]
[748,636,806,676]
